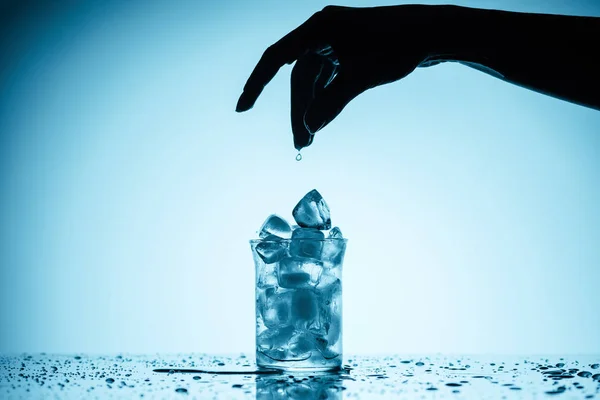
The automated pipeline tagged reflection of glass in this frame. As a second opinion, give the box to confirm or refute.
[256,373,343,400]
[250,238,347,372]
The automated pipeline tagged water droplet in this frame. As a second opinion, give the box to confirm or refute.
[175,388,188,393]
[192,376,201,380]
[545,386,566,395]
[590,364,599,369]
[296,153,302,161]
[415,362,425,367]
[105,378,115,384]
[577,371,592,378]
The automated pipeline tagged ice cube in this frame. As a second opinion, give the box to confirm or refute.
[308,334,340,360]
[321,237,345,267]
[288,332,315,358]
[328,226,343,238]
[260,287,292,328]
[315,276,342,344]
[315,272,339,291]
[317,277,341,311]
[256,325,295,350]
[290,228,324,259]
[256,262,278,288]
[258,214,292,239]
[256,235,289,264]
[292,189,331,230]
[317,344,340,360]
[278,272,311,288]
[291,289,318,321]
[277,257,323,289]
[326,314,341,346]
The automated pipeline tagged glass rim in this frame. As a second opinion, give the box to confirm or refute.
[249,238,348,244]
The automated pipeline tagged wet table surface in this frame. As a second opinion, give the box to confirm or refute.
[1,354,599,399]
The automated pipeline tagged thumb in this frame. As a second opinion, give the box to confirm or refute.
[303,71,365,134]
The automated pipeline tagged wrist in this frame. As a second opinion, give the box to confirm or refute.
[420,5,495,67]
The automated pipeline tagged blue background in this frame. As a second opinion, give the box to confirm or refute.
[1,0,599,355]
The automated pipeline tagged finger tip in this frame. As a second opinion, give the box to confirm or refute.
[293,136,309,151]
[292,129,311,151]
[235,101,249,113]
[236,92,255,112]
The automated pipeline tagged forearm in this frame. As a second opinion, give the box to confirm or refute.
[424,5,600,110]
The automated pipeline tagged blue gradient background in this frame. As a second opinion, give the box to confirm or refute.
[1,0,599,355]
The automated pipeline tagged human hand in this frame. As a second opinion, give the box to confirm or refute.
[236,5,434,150]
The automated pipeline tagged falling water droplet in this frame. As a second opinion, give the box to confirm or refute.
[296,152,302,161]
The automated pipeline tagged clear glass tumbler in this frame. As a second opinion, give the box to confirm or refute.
[250,237,347,372]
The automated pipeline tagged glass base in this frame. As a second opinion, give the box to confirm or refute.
[256,350,342,373]
[259,364,342,373]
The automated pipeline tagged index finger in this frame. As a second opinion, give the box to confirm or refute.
[235,12,324,112]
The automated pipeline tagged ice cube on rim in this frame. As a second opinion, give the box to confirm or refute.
[290,228,324,259]
[258,214,292,239]
[328,226,343,238]
[256,235,289,264]
[292,189,331,230]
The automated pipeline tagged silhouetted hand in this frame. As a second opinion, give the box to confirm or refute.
[236,5,600,150]
[236,5,431,150]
